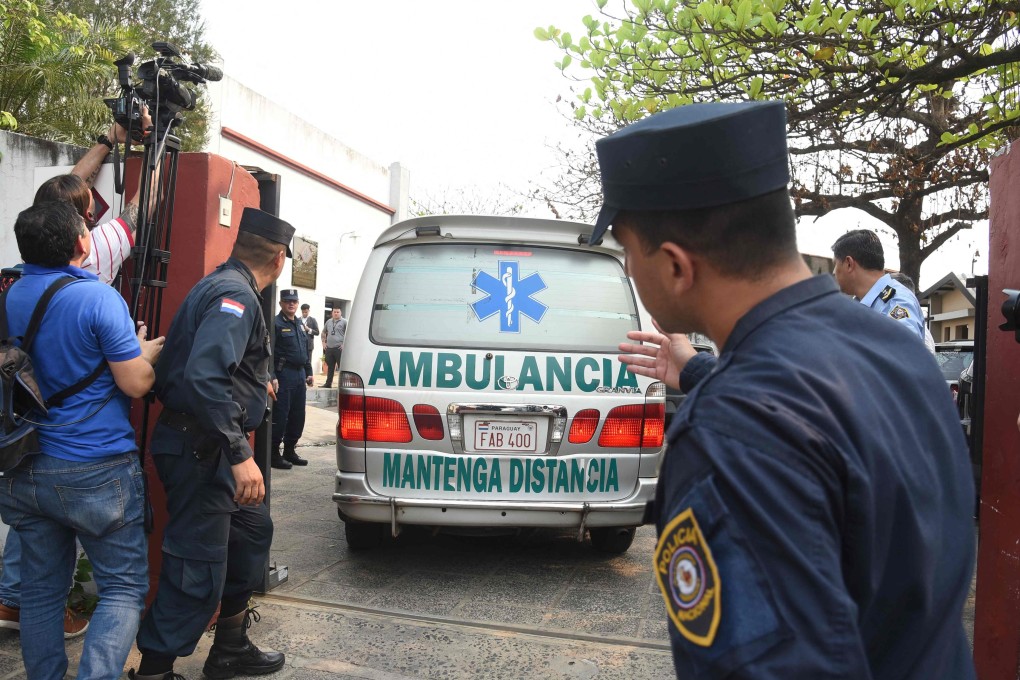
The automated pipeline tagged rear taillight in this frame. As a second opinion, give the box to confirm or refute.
[339,392,365,440]
[643,382,665,448]
[598,382,665,449]
[338,373,365,440]
[365,397,412,442]
[599,405,644,447]
[338,372,413,442]
[413,404,445,440]
[569,409,600,444]
[642,400,664,448]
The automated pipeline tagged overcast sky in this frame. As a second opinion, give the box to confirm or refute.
[197,0,988,289]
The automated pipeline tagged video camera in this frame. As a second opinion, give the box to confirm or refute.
[1000,289,1020,342]
[105,41,222,138]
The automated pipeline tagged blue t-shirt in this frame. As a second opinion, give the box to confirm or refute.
[6,265,141,460]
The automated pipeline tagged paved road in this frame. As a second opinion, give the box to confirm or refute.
[0,404,978,678]
[0,405,674,678]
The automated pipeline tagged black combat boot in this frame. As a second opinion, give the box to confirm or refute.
[202,608,285,678]
[282,443,307,466]
[270,444,291,470]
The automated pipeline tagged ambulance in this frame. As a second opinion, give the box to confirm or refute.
[333,216,665,553]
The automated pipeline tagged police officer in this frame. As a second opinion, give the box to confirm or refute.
[600,103,975,678]
[270,288,313,469]
[831,228,927,340]
[132,208,294,680]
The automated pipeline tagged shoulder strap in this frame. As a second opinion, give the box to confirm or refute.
[21,277,78,353]
[0,285,13,340]
[45,361,107,409]
[4,276,107,408]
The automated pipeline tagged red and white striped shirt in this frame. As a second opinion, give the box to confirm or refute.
[83,217,133,284]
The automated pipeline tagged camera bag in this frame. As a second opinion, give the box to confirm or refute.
[0,277,106,472]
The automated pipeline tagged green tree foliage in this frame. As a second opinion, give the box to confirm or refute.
[54,0,215,150]
[539,0,1020,281]
[0,0,214,151]
[0,0,127,141]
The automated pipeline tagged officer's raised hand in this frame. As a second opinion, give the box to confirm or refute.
[618,318,696,391]
[232,457,265,506]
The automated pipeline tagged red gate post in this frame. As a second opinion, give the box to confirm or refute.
[123,153,261,604]
[974,142,1020,679]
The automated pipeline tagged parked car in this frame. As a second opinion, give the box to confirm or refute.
[333,216,665,553]
[934,341,975,407]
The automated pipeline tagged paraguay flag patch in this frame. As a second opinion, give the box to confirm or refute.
[220,298,245,318]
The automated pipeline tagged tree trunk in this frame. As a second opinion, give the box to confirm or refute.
[896,227,923,292]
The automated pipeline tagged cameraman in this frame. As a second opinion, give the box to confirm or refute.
[0,201,163,679]
[0,106,159,641]
[33,106,159,284]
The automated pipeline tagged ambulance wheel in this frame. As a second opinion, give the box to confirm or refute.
[344,520,387,550]
[589,527,636,554]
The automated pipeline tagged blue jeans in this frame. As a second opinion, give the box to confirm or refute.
[0,527,21,608]
[0,453,148,680]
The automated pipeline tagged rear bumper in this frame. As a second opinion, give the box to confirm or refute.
[333,471,655,535]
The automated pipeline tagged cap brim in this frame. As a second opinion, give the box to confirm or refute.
[588,205,617,245]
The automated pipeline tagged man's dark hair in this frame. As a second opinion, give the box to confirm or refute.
[15,201,86,267]
[34,174,91,220]
[300,304,310,311]
[889,271,916,294]
[832,229,885,271]
[616,188,799,279]
[231,231,285,269]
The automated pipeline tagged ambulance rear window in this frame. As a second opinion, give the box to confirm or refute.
[371,244,639,352]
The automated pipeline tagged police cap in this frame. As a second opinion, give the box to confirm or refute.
[590,101,790,244]
[239,207,295,257]
[279,288,299,301]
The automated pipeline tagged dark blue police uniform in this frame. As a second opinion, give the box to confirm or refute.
[136,256,274,658]
[271,304,311,453]
[590,102,976,679]
[657,275,975,678]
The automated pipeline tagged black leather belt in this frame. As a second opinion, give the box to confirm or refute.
[158,408,201,433]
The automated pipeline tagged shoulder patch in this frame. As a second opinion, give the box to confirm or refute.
[889,305,909,320]
[220,298,245,318]
[655,507,721,647]
[880,285,895,302]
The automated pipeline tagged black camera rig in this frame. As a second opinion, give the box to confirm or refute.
[106,41,222,142]
[104,44,222,528]
[103,41,222,329]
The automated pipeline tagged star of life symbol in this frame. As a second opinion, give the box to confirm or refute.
[470,260,548,333]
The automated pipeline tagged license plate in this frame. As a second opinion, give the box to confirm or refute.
[474,420,537,452]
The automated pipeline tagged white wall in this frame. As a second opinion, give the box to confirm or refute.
[204,77,409,368]
[1,78,411,368]
[0,133,89,266]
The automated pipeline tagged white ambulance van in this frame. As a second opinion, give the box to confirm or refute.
[333,216,664,553]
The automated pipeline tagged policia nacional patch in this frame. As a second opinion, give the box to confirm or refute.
[889,305,910,319]
[654,508,721,646]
